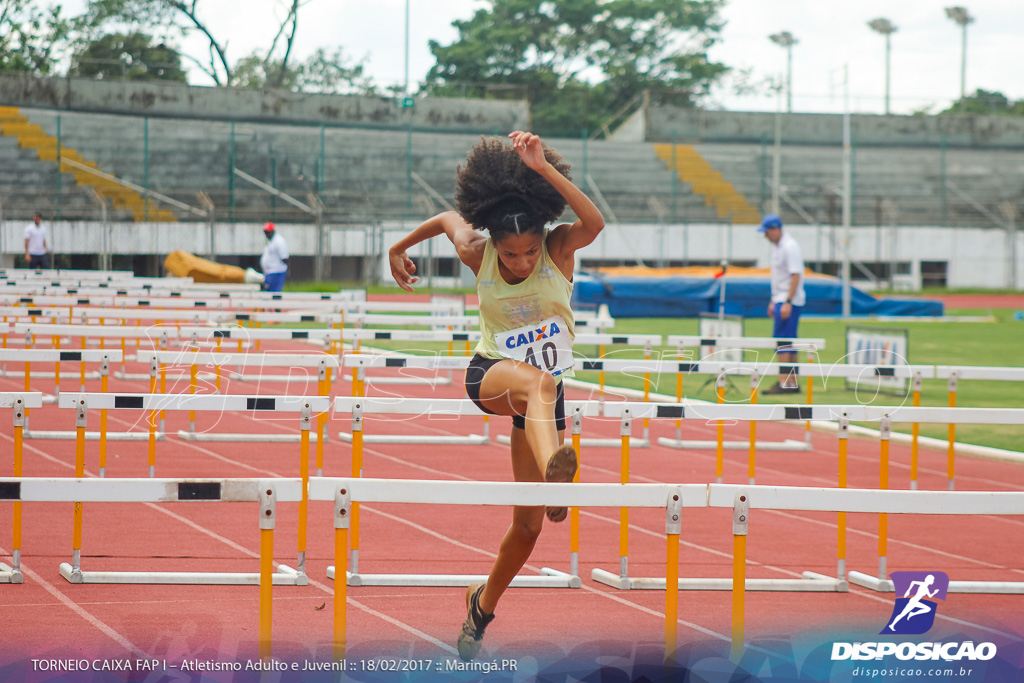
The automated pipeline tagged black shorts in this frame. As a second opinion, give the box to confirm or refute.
[464,354,566,431]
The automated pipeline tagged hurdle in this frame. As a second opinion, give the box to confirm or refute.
[708,483,1024,658]
[0,347,125,426]
[55,393,325,585]
[578,359,934,480]
[330,397,602,588]
[662,336,824,449]
[339,356,490,445]
[836,404,1024,594]
[0,392,45,584]
[0,477,302,659]
[592,401,873,593]
[343,329,480,390]
[135,350,337,442]
[341,344,663,448]
[310,477,706,661]
[933,365,1024,491]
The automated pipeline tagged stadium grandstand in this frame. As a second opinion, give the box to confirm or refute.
[0,74,1021,289]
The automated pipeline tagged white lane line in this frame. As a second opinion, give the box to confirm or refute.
[0,542,145,657]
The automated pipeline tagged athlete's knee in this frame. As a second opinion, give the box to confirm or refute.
[529,372,558,405]
[512,508,545,542]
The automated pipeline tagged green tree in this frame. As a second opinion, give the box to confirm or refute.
[0,0,78,75]
[942,89,1024,116]
[423,0,728,136]
[234,47,377,95]
[85,0,301,87]
[70,31,186,82]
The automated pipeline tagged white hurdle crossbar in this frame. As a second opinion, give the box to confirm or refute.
[54,394,325,585]
[135,350,337,442]
[330,397,603,588]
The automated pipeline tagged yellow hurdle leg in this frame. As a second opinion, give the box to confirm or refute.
[350,409,363,573]
[298,406,311,574]
[715,376,725,483]
[664,490,682,664]
[947,375,957,491]
[12,405,24,573]
[80,336,87,388]
[619,414,632,577]
[99,367,109,476]
[748,379,758,484]
[879,418,891,580]
[259,528,274,660]
[731,491,750,662]
[258,484,277,661]
[838,417,849,578]
[334,486,351,661]
[910,376,921,489]
[72,401,87,568]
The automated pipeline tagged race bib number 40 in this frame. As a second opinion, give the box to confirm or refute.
[495,315,573,376]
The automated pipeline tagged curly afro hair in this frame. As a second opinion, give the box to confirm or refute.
[454,137,572,242]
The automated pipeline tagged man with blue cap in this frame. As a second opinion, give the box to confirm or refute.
[758,214,805,394]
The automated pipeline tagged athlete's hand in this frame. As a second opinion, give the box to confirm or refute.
[509,131,547,172]
[389,250,419,292]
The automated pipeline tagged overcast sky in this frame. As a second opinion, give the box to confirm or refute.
[153,0,1021,115]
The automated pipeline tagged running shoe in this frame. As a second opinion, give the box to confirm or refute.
[544,443,578,523]
[457,582,494,662]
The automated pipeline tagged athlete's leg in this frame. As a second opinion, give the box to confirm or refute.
[477,426,565,613]
[473,359,563,477]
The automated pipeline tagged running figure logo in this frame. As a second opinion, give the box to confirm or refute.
[882,571,950,635]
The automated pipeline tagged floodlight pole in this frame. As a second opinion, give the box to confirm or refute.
[841,65,852,318]
[868,19,897,115]
[945,7,974,107]
[404,0,411,97]
[769,32,797,113]
[772,80,782,214]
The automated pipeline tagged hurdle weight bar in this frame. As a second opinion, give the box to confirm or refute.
[310,477,706,661]
[330,398,602,589]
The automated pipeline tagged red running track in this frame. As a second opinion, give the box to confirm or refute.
[1,341,1023,681]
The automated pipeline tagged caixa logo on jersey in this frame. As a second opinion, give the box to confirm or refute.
[503,321,563,349]
[883,571,949,635]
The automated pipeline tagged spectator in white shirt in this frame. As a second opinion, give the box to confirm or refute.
[759,214,806,394]
[260,222,289,292]
[24,212,51,269]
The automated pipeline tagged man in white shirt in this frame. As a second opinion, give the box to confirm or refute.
[759,214,805,394]
[260,222,289,292]
[24,212,51,269]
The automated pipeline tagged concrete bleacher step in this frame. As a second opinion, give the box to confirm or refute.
[653,144,762,224]
[0,106,178,222]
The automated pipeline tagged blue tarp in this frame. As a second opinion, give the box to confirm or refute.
[572,273,944,318]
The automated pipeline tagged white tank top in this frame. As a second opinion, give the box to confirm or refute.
[474,232,575,377]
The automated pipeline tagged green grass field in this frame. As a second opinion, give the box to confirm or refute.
[284,282,1023,452]
[569,310,1023,452]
